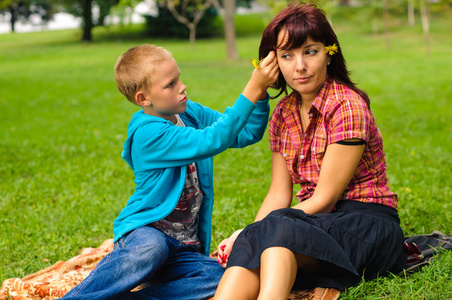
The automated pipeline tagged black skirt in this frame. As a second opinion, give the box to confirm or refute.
[226,201,407,290]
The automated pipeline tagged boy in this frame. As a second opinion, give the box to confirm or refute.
[61,44,278,300]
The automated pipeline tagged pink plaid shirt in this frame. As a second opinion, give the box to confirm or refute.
[269,79,398,209]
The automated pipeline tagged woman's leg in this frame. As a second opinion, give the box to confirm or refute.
[258,247,321,300]
[213,266,260,300]
[257,247,297,300]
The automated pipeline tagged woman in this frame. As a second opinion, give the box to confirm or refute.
[214,3,406,300]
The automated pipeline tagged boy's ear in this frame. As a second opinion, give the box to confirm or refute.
[135,91,151,106]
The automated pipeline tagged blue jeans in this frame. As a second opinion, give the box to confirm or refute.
[61,226,224,300]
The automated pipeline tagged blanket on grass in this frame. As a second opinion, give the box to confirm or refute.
[0,239,340,300]
[3,231,451,299]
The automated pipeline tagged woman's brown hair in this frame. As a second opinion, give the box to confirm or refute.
[259,2,370,107]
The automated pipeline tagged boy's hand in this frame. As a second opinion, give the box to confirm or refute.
[242,51,279,104]
[217,229,243,268]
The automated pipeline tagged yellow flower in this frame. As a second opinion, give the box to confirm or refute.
[325,43,338,55]
[252,58,263,69]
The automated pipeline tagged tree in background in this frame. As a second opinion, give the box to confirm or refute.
[55,0,119,41]
[109,0,141,27]
[151,0,250,58]
[419,0,431,56]
[98,0,121,25]
[158,0,216,45]
[212,0,252,59]
[164,0,253,56]
[211,0,238,59]
[0,0,55,32]
[144,2,220,41]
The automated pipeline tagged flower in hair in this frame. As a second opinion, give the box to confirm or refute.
[325,44,338,56]
[252,58,264,69]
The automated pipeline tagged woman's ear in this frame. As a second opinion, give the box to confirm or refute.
[135,91,151,106]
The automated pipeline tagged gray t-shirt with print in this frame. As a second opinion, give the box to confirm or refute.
[151,114,203,247]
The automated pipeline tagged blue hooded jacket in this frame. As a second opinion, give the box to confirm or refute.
[114,94,270,255]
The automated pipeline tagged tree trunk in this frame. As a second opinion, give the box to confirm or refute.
[223,0,238,59]
[82,0,93,42]
[189,24,196,45]
[383,0,390,50]
[370,0,378,34]
[408,0,415,26]
[420,0,431,57]
[372,17,378,34]
[211,0,238,60]
[9,6,16,33]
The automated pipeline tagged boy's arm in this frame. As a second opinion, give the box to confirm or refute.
[131,54,278,169]
[229,52,278,147]
[133,95,260,169]
[229,95,270,148]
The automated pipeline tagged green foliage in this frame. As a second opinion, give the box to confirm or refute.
[0,10,451,298]
[234,12,270,36]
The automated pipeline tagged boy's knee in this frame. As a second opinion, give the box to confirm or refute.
[120,227,170,262]
[199,257,225,280]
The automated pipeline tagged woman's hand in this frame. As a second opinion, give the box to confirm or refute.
[217,229,243,268]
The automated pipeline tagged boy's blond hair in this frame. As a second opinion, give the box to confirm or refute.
[114,44,173,105]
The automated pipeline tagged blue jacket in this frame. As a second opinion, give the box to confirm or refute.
[114,94,270,255]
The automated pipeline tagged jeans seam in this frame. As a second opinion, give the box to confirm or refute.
[70,250,115,296]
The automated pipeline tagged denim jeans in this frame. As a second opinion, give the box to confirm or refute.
[61,226,224,300]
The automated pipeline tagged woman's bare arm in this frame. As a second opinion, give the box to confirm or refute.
[292,139,365,214]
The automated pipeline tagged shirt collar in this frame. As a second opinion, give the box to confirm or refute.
[279,78,332,118]
[311,78,332,116]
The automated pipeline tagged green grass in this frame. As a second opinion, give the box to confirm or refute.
[1,12,451,299]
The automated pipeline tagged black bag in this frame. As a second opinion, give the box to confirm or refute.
[399,230,452,275]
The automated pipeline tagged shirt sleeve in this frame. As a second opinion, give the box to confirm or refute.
[268,104,283,152]
[326,95,371,145]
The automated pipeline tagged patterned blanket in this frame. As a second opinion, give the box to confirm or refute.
[0,239,340,300]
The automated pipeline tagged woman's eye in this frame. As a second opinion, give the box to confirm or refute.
[306,49,318,55]
[281,53,291,59]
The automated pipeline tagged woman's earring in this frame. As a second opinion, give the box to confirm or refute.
[327,61,331,66]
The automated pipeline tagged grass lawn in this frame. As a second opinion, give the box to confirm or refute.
[1,11,451,299]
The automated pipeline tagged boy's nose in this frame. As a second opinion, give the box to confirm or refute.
[179,82,187,94]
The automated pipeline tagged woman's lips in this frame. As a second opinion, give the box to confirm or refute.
[295,76,311,83]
